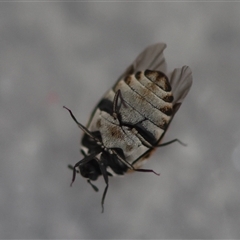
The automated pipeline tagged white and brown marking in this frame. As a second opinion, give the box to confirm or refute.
[74,43,192,186]
[65,43,193,213]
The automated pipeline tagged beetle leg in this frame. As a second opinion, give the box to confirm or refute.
[131,128,154,148]
[112,91,153,145]
[134,168,160,175]
[112,90,120,119]
[112,90,132,137]
[100,183,108,213]
[112,90,148,142]
[95,158,109,213]
[87,179,99,192]
[63,106,100,142]
[111,149,160,176]
[112,90,127,120]
[68,164,80,173]
[157,138,187,147]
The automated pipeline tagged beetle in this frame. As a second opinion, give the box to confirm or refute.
[64,43,192,212]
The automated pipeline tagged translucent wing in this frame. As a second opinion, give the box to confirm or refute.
[169,65,192,106]
[117,43,192,111]
[117,43,167,81]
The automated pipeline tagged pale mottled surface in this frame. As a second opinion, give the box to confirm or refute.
[1,2,240,239]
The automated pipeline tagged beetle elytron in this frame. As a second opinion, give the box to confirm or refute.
[64,43,192,212]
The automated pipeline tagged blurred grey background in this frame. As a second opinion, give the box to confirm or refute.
[1,2,240,239]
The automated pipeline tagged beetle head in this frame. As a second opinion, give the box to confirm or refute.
[79,159,101,181]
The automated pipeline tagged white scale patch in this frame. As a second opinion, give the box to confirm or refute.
[103,89,166,142]
[114,80,171,128]
[125,74,172,111]
[86,70,174,155]
[99,111,141,150]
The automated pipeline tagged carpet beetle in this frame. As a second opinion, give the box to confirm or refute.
[64,43,192,212]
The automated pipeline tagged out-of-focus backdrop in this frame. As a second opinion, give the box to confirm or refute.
[1,2,240,239]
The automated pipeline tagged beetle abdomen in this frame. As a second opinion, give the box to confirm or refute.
[106,70,174,147]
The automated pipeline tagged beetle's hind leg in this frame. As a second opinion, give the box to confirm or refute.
[157,139,187,147]
[112,149,160,176]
